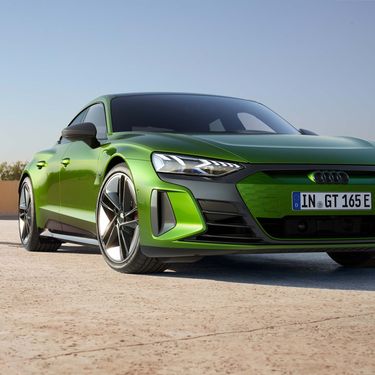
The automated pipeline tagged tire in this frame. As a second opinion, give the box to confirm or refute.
[96,163,167,274]
[327,251,375,267]
[18,177,62,252]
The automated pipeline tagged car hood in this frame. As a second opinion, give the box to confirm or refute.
[192,134,375,165]
[112,133,375,165]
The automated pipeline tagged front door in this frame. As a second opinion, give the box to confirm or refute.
[58,103,107,238]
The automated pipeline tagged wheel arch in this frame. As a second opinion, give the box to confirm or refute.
[18,171,31,192]
[103,155,130,177]
[18,170,45,231]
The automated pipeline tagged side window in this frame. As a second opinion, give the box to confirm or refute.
[60,109,88,143]
[84,103,107,139]
[69,109,88,127]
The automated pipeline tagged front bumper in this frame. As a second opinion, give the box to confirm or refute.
[128,159,375,257]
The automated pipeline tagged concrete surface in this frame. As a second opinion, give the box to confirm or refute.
[1,219,375,375]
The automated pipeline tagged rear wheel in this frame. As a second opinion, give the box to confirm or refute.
[327,251,375,267]
[96,164,167,274]
[19,178,61,252]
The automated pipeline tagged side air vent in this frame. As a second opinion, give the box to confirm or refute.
[191,200,261,243]
[150,190,176,236]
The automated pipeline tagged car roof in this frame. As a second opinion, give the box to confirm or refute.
[92,92,252,103]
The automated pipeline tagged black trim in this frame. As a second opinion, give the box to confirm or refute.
[150,190,176,236]
[46,220,97,239]
[246,164,375,173]
[41,230,99,247]
[141,246,237,257]
[190,200,261,243]
[259,215,375,239]
[299,128,318,136]
[61,122,100,148]
[141,245,375,258]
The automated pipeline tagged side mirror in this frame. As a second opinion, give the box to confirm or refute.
[299,128,318,136]
[62,122,99,147]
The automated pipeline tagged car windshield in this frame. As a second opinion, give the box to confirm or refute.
[110,94,299,134]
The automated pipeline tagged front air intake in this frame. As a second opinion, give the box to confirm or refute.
[191,200,261,243]
[258,215,375,239]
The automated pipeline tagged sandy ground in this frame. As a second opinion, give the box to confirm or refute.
[1,219,375,375]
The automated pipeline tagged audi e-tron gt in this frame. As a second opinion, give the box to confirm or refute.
[19,93,375,273]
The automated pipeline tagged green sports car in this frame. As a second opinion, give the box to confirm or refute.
[19,93,375,273]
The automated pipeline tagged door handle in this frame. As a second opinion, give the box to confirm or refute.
[36,160,47,169]
[61,158,71,167]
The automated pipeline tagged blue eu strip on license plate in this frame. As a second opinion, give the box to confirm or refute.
[292,192,372,211]
[292,192,301,210]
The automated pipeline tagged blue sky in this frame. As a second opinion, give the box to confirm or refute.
[0,0,374,161]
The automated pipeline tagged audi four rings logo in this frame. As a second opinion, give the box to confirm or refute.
[312,171,350,184]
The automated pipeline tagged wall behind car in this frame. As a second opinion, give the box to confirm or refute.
[0,181,18,216]
[0,163,24,217]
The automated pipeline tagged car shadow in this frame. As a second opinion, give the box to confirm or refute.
[163,253,375,292]
[57,245,375,291]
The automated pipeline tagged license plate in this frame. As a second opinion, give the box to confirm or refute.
[292,192,372,211]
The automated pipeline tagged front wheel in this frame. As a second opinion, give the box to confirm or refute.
[327,251,375,267]
[96,164,167,274]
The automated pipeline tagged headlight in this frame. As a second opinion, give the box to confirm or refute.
[152,153,243,177]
